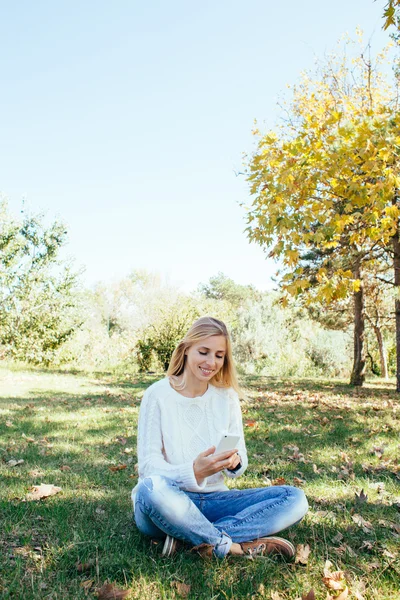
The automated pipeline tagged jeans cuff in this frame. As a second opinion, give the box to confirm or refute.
[213,531,232,558]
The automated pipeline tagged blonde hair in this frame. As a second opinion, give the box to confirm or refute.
[167,316,239,392]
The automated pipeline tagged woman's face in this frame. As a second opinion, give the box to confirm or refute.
[184,335,227,384]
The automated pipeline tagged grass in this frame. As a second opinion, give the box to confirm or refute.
[0,365,399,600]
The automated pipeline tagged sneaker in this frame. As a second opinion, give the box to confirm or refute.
[240,536,295,559]
[190,543,214,558]
[161,535,179,557]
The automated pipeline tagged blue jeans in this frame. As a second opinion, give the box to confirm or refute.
[134,475,308,558]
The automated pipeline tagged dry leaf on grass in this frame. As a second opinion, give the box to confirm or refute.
[7,459,24,467]
[26,484,62,501]
[322,560,346,591]
[355,489,368,504]
[109,464,127,472]
[81,579,95,592]
[301,591,315,600]
[96,582,130,599]
[272,477,287,486]
[334,543,357,558]
[295,543,311,565]
[59,465,71,472]
[172,581,191,597]
[351,514,373,533]
[76,560,94,572]
[244,420,257,427]
[326,588,348,600]
[29,469,44,477]
[271,592,283,600]
[293,477,306,486]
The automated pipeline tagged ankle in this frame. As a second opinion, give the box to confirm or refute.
[229,542,244,555]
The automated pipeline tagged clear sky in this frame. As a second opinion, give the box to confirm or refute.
[0,0,391,292]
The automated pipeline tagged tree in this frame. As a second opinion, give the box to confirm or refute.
[0,199,83,364]
[198,272,260,309]
[243,35,400,387]
[136,301,199,371]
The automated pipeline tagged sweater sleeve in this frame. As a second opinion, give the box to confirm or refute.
[137,387,208,492]
[224,390,248,479]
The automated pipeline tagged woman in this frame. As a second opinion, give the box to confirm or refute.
[132,316,308,558]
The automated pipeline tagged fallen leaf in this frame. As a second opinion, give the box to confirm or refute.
[351,514,373,533]
[382,549,396,558]
[332,532,344,544]
[272,477,286,486]
[355,489,368,504]
[293,477,306,486]
[116,437,127,445]
[295,543,311,565]
[6,420,13,427]
[334,543,357,558]
[271,592,283,600]
[26,484,62,501]
[123,448,133,454]
[59,465,71,472]
[302,591,315,600]
[244,420,257,427]
[366,561,380,571]
[372,446,384,459]
[96,582,129,599]
[109,464,127,472]
[76,560,94,572]
[327,588,348,600]
[172,581,191,597]
[322,571,346,591]
[360,540,375,551]
[323,561,347,593]
[81,579,95,592]
[29,469,44,477]
[7,459,24,467]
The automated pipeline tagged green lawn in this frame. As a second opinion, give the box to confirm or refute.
[1,365,399,599]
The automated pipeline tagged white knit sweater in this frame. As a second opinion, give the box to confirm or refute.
[131,377,248,507]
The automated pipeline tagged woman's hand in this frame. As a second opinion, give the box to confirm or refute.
[193,446,239,484]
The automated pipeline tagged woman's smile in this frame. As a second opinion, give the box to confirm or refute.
[199,366,214,376]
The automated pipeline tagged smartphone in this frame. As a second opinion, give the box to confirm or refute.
[215,434,240,454]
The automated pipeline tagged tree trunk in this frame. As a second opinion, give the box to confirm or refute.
[392,230,400,391]
[350,261,366,386]
[373,324,389,379]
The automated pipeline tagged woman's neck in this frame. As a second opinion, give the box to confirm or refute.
[171,374,208,398]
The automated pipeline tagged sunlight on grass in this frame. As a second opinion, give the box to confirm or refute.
[1,366,399,600]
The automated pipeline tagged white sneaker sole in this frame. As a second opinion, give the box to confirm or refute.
[161,535,177,556]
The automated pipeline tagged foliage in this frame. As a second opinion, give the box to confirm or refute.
[382,0,400,30]
[198,272,260,309]
[136,302,199,371]
[245,35,399,303]
[0,199,83,364]
[232,294,351,378]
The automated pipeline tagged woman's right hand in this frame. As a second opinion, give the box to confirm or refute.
[193,446,238,484]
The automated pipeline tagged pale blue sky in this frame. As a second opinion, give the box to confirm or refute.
[0,1,391,291]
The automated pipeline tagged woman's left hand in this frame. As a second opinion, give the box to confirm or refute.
[223,452,241,470]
